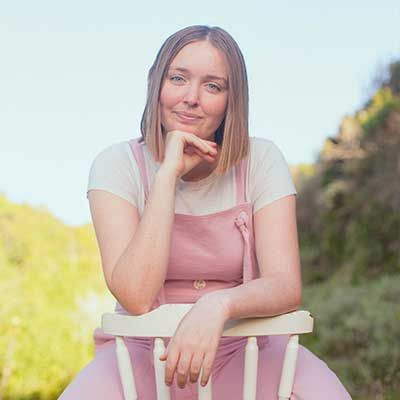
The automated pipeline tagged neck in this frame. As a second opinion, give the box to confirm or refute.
[180,161,216,182]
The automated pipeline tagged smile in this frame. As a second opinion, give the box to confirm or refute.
[174,112,202,123]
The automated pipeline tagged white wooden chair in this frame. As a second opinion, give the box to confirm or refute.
[101,304,314,400]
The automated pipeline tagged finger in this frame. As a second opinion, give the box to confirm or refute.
[201,137,218,148]
[186,134,216,154]
[201,141,218,154]
[200,352,215,387]
[176,351,193,388]
[205,141,218,148]
[190,147,218,162]
[159,339,171,361]
[164,349,179,386]
[189,352,205,383]
[183,145,196,155]
[185,143,217,157]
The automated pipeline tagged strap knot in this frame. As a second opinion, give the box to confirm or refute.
[234,210,252,283]
[234,210,249,229]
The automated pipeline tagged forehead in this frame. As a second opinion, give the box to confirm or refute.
[168,41,228,78]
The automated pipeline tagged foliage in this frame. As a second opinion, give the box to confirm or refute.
[296,83,400,284]
[357,87,400,139]
[0,195,112,399]
[301,274,400,399]
[1,57,400,400]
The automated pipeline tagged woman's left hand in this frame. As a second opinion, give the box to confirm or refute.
[159,292,230,388]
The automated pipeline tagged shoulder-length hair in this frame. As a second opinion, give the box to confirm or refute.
[139,25,249,175]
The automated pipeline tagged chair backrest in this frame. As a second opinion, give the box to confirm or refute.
[101,304,314,400]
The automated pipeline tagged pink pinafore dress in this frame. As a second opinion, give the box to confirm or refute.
[60,137,352,399]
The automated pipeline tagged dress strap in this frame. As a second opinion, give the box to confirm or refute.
[234,155,249,205]
[128,137,166,306]
[234,211,253,283]
[128,138,150,201]
[234,154,253,284]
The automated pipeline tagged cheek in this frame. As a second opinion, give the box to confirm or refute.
[202,95,228,119]
[159,84,179,109]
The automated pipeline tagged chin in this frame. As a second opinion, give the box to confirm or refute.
[168,123,198,135]
[162,122,214,140]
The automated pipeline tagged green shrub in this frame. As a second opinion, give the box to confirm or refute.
[0,195,112,400]
[301,274,400,399]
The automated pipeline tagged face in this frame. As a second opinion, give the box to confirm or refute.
[159,40,229,142]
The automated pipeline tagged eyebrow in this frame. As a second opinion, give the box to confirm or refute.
[167,66,228,86]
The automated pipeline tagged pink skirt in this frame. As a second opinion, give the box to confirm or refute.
[59,331,352,399]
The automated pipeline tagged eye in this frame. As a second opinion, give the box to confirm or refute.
[170,75,185,82]
[207,83,221,92]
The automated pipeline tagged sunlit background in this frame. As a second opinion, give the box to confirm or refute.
[1,1,399,399]
[1,1,399,226]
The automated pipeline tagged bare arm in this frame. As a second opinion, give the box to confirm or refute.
[201,194,302,320]
[88,132,218,315]
[111,167,179,314]
[88,168,177,315]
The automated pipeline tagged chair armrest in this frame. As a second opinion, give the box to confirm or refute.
[101,303,314,337]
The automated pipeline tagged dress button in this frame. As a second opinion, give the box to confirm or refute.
[193,279,206,290]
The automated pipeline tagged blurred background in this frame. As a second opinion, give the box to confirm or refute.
[0,1,399,399]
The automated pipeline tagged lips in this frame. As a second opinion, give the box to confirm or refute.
[174,111,202,119]
[174,111,203,124]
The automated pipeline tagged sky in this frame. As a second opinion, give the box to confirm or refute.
[1,1,399,226]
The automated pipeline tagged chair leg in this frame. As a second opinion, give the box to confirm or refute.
[115,336,137,400]
[242,336,258,400]
[153,337,171,400]
[278,334,299,400]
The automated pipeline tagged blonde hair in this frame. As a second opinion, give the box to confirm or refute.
[139,25,249,175]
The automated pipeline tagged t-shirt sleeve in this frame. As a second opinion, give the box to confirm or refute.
[249,138,297,213]
[86,142,140,208]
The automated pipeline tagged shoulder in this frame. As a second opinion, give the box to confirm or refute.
[248,136,286,167]
[249,135,281,152]
[86,139,143,207]
[247,136,297,211]
[88,140,139,176]
[90,140,132,165]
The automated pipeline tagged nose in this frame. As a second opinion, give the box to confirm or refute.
[183,83,200,107]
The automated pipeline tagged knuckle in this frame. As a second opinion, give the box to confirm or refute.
[185,340,197,350]
[165,362,175,372]
[177,339,194,351]
[203,364,212,374]
[190,370,199,378]
[165,356,174,366]
[191,362,202,372]
[198,344,208,352]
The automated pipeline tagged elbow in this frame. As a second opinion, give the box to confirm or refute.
[108,281,152,316]
[116,295,152,316]
[290,287,302,311]
[118,294,152,316]
[124,303,151,316]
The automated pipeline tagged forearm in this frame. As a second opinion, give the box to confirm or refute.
[204,277,302,322]
[111,167,177,314]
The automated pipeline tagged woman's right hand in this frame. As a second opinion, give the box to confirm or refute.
[161,131,219,178]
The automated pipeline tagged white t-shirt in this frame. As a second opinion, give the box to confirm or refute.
[86,136,297,216]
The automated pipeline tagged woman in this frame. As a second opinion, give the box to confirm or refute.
[59,25,351,399]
